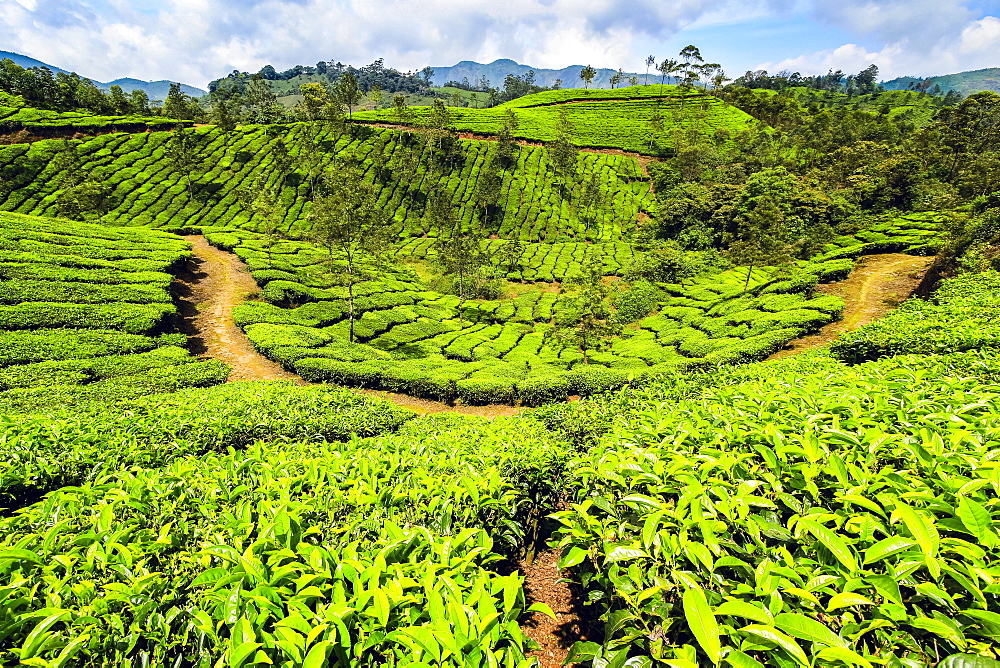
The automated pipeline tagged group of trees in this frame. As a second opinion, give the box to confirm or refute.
[209,59,434,97]
[0,59,164,117]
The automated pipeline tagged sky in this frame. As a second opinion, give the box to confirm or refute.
[1,0,998,87]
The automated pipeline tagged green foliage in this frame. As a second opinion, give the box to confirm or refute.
[0,211,221,408]
[550,349,1000,666]
[831,271,1000,363]
[354,85,756,154]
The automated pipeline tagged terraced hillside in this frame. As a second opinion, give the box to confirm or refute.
[0,122,653,241]
[353,85,757,153]
[0,212,226,410]
[0,92,182,137]
[196,212,942,405]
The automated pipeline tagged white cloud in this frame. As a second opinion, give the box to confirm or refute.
[0,0,995,87]
[757,11,1000,79]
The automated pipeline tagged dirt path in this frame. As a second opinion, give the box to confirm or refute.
[521,549,598,668]
[769,253,934,360]
[175,236,524,417]
[176,236,303,383]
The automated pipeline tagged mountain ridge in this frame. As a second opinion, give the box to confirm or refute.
[0,50,207,99]
[430,58,647,89]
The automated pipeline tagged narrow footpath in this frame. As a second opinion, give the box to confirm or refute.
[769,253,934,359]
[174,236,522,416]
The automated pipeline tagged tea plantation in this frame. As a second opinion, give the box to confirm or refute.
[353,85,756,153]
[0,78,997,668]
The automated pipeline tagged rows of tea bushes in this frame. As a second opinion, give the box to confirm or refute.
[353,85,757,154]
[0,212,226,408]
[831,270,1000,363]
[547,347,1000,666]
[395,239,638,281]
[0,410,566,666]
[813,211,945,260]
[0,121,653,242]
[0,380,413,509]
[204,227,854,405]
[0,92,181,135]
[1,286,997,665]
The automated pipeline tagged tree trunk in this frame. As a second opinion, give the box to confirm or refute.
[744,260,755,292]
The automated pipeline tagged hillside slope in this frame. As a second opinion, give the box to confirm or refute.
[882,66,1000,96]
[354,85,756,154]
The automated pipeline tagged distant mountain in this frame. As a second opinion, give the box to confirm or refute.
[0,50,69,75]
[102,78,206,99]
[431,59,648,90]
[881,67,1000,97]
[0,50,206,99]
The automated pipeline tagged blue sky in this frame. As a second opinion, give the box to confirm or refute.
[1,0,997,86]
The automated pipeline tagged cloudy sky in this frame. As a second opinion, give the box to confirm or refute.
[1,0,998,87]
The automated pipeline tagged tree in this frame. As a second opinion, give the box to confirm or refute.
[308,165,392,343]
[609,69,624,89]
[496,108,520,168]
[547,107,578,197]
[129,89,150,115]
[545,252,621,364]
[369,83,383,110]
[392,94,411,122]
[935,91,1000,180]
[474,154,503,227]
[236,175,284,263]
[580,65,597,89]
[336,71,362,117]
[724,195,798,291]
[165,125,199,201]
[296,122,327,200]
[645,55,656,85]
[163,83,190,120]
[107,85,130,114]
[431,194,490,318]
[211,79,242,159]
[626,239,699,285]
[245,73,281,124]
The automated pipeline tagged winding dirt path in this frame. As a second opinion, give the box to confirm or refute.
[177,236,303,383]
[521,549,599,668]
[174,236,523,417]
[769,253,934,360]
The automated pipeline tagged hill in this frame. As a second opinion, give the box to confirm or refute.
[882,66,1000,97]
[0,49,206,99]
[354,85,756,153]
[432,58,646,89]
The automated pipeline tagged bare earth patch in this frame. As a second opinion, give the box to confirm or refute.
[770,253,934,360]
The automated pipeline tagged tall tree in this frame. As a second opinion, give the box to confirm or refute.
[579,65,597,89]
[496,108,520,168]
[308,165,391,343]
[724,195,798,291]
[645,55,656,85]
[544,252,620,364]
[164,125,199,201]
[211,79,242,159]
[245,73,281,124]
[163,83,190,120]
[336,71,362,117]
[609,69,624,89]
[236,174,284,263]
[431,194,489,318]
[547,107,578,198]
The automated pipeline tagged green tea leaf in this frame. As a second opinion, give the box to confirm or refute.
[957,497,992,541]
[684,587,722,665]
[558,546,588,568]
[739,625,808,666]
[715,600,773,624]
[798,519,858,572]
[773,612,848,648]
[862,536,916,564]
[826,593,875,611]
